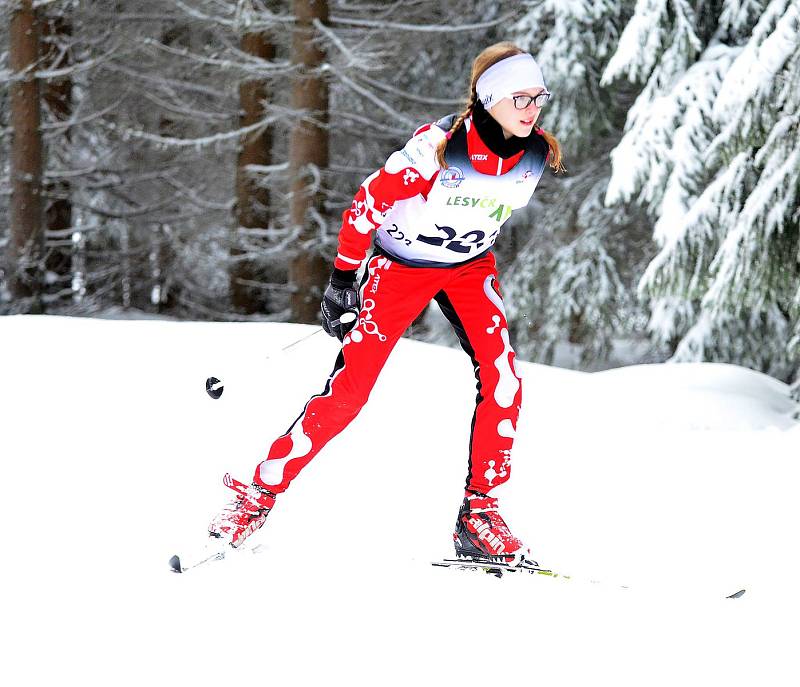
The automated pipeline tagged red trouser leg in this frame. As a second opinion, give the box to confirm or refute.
[254,255,448,493]
[433,254,523,496]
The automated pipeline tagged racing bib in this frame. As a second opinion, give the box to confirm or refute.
[375,122,547,265]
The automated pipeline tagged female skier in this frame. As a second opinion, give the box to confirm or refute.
[209,42,563,565]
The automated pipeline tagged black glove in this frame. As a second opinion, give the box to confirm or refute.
[321,268,360,341]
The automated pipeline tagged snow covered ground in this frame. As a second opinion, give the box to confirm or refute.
[2,315,798,687]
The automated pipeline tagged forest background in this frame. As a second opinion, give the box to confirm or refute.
[1,0,798,389]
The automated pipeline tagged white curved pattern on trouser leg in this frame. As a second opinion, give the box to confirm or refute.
[493,328,519,409]
[482,275,507,317]
[497,418,516,438]
[480,272,519,411]
[483,458,509,487]
[258,420,313,487]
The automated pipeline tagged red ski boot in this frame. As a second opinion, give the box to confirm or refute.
[453,492,534,566]
[208,473,276,548]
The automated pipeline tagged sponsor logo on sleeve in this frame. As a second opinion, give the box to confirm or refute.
[401,149,416,165]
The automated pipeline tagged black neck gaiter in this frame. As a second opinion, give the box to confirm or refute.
[470,101,528,159]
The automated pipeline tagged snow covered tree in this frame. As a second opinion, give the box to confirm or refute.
[502,0,655,367]
[50,0,295,318]
[602,0,800,382]
[515,0,628,155]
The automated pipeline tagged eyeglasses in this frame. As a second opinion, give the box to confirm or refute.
[512,92,551,109]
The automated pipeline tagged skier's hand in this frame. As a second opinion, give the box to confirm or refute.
[321,269,360,342]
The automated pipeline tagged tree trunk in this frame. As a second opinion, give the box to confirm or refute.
[8,0,44,311]
[288,0,329,323]
[42,15,73,298]
[231,30,275,314]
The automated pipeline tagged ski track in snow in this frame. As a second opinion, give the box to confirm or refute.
[1,315,798,687]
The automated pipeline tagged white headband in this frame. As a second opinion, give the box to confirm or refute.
[476,53,546,110]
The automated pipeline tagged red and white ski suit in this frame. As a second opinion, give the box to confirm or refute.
[254,114,549,496]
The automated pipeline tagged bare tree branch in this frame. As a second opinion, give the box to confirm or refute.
[140,36,293,75]
[172,0,294,30]
[100,62,235,100]
[104,111,283,149]
[330,67,417,129]
[355,72,464,107]
[328,12,521,32]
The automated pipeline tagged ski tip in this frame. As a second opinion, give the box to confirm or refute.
[169,554,183,573]
[727,589,746,599]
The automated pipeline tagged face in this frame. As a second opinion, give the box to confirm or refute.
[488,88,545,139]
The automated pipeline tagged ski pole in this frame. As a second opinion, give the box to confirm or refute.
[275,311,357,354]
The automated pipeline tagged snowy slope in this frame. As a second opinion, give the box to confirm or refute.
[1,315,798,687]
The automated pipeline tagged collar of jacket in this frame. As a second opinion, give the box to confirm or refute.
[470,101,528,159]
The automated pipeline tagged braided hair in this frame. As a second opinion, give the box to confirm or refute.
[434,92,478,169]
